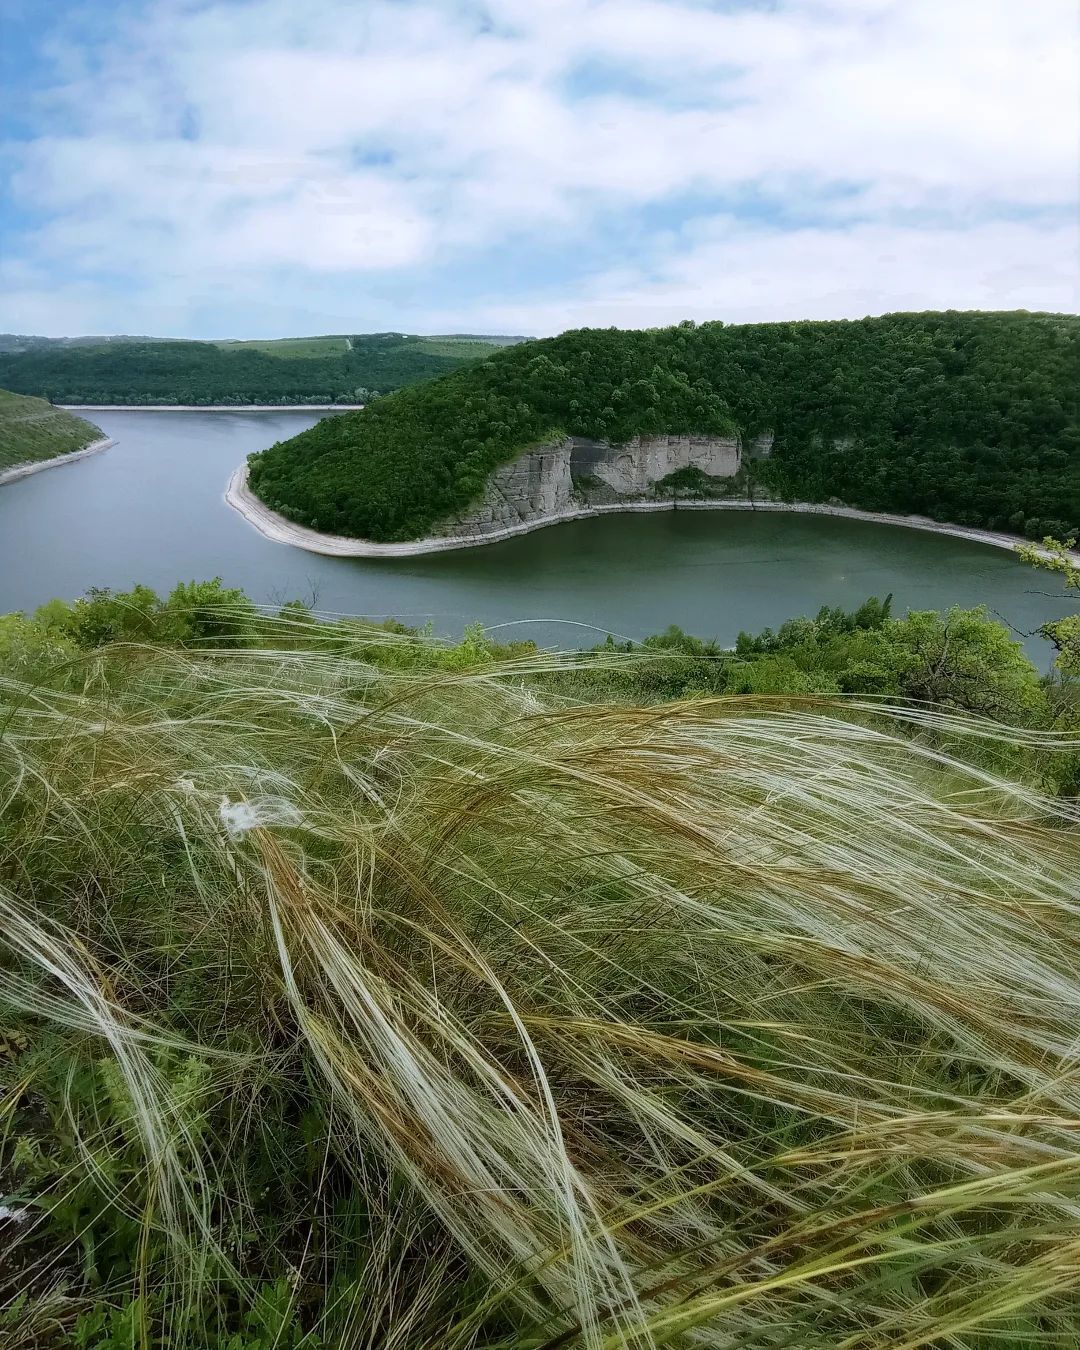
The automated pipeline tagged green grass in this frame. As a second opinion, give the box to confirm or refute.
[412,338,507,359]
[0,388,103,472]
[208,337,504,361]
[2,596,1080,1346]
[211,336,350,358]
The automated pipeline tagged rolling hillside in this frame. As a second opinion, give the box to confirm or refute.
[0,389,104,474]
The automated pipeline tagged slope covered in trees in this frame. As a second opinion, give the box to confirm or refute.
[0,389,103,473]
[247,311,1080,543]
[0,332,510,405]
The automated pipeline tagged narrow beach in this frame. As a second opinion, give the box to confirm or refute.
[0,437,116,488]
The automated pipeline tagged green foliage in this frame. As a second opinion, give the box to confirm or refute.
[0,333,504,406]
[246,310,1080,543]
[0,600,79,670]
[566,597,1048,725]
[1017,535,1080,675]
[855,606,1047,718]
[0,388,103,472]
[736,600,1046,718]
[163,578,258,646]
[19,580,260,654]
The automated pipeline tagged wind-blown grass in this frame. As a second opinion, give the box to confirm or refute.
[1,617,1079,1346]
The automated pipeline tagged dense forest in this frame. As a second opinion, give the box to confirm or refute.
[0,332,505,405]
[247,311,1080,543]
[0,389,103,473]
[3,578,1080,1345]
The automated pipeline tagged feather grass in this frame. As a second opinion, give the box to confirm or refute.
[1,621,1079,1345]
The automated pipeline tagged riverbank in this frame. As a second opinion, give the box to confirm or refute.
[226,462,1074,562]
[59,404,364,413]
[0,436,115,487]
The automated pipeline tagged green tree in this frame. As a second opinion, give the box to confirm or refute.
[1017,535,1080,674]
[165,578,258,646]
[64,584,169,646]
[851,607,1047,721]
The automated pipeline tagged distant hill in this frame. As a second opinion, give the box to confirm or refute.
[0,332,527,403]
[0,334,171,354]
[0,389,104,474]
[247,311,1080,544]
[429,333,531,346]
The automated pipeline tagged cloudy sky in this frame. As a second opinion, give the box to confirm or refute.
[2,0,1078,338]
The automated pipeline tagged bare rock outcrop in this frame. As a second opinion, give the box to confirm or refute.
[433,432,773,540]
[432,438,576,538]
[572,434,739,494]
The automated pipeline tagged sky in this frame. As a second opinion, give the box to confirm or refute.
[1,0,1078,339]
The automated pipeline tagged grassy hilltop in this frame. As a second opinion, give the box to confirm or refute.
[247,310,1080,543]
[2,579,1080,1344]
[0,332,521,406]
[0,389,103,474]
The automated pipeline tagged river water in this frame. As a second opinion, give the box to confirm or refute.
[0,410,1069,664]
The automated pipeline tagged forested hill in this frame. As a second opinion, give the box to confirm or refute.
[0,389,103,474]
[0,333,514,405]
[247,311,1080,544]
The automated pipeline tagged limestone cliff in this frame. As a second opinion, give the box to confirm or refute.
[432,432,773,540]
[432,438,576,538]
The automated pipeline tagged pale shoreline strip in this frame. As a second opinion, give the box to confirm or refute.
[226,462,1075,563]
[59,404,364,413]
[0,437,116,488]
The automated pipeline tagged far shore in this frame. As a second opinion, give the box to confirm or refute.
[226,462,1076,563]
[0,437,116,488]
[58,403,364,413]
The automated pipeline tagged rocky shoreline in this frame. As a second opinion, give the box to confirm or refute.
[0,437,116,487]
[226,462,1069,562]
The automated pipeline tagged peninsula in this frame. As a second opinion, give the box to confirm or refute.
[242,311,1080,550]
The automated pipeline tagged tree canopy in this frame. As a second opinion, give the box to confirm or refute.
[246,311,1079,543]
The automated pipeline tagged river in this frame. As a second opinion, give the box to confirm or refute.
[0,409,1069,664]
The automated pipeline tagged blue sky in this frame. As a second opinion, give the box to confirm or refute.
[1,0,1077,338]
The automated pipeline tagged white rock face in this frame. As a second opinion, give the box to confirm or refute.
[433,438,576,538]
[579,434,740,495]
[435,432,770,539]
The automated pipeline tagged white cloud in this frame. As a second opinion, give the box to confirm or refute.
[448,220,1080,333]
[1,0,1077,335]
